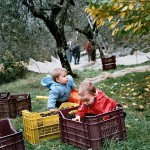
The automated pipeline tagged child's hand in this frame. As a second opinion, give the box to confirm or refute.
[72,115,81,122]
[49,108,57,113]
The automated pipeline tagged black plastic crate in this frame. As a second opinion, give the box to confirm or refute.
[59,107,127,150]
[0,92,10,99]
[0,119,25,150]
[0,94,31,118]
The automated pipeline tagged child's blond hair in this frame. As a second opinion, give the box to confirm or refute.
[78,81,96,96]
[51,68,67,82]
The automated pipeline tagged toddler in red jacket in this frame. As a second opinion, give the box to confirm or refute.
[73,81,118,122]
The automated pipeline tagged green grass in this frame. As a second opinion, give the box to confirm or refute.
[0,61,150,150]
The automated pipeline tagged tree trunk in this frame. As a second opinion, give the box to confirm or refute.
[98,46,105,58]
[21,0,76,77]
[44,20,74,75]
[89,40,96,61]
[57,47,73,75]
[91,49,96,61]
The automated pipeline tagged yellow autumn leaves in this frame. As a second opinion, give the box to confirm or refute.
[85,0,149,36]
[97,74,150,111]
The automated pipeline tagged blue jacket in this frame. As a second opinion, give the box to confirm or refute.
[41,75,75,109]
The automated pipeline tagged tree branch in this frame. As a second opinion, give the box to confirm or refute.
[59,0,69,29]
[48,4,62,16]
[22,0,48,20]
[72,25,93,39]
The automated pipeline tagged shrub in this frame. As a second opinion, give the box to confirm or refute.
[0,51,27,84]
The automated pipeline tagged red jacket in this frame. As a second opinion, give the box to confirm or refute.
[76,90,118,118]
[86,41,90,53]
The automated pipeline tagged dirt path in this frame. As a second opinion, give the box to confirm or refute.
[84,65,150,83]
[27,51,150,73]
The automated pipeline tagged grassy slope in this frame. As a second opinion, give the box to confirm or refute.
[0,61,150,150]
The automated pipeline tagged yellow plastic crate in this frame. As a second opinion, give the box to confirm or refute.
[22,102,79,144]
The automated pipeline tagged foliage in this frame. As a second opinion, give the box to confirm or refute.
[85,0,150,36]
[0,51,27,84]
[0,0,55,62]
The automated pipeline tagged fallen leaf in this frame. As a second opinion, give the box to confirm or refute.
[138,95,143,99]
[132,103,137,106]
[129,97,135,99]
[126,93,129,96]
[138,105,144,110]
[130,88,134,92]
[133,92,137,96]
[121,97,126,99]
[144,88,149,92]
[110,91,114,94]
[125,124,130,128]
[123,105,128,108]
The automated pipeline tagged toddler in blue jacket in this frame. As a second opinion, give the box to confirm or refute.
[41,68,75,112]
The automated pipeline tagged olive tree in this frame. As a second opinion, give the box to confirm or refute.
[21,0,76,76]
